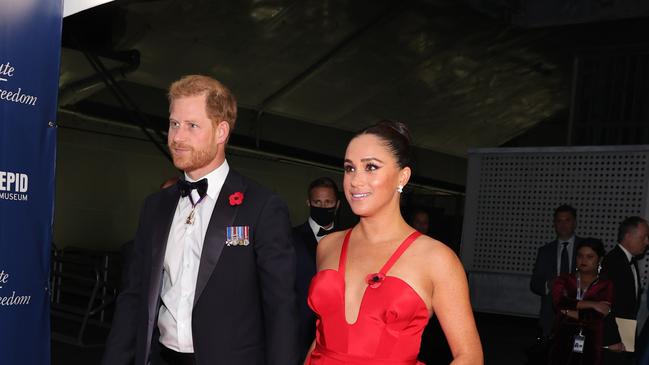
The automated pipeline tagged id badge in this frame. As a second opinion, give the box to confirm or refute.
[572,334,585,353]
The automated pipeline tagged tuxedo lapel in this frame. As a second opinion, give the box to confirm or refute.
[147,187,179,335]
[633,260,641,300]
[194,170,245,307]
[300,222,317,260]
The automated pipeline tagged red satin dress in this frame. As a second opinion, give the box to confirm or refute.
[307,230,429,365]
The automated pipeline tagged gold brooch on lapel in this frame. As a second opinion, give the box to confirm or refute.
[226,226,250,246]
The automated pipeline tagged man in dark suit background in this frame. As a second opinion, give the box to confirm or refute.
[601,216,649,364]
[531,205,584,340]
[292,177,340,361]
[102,75,298,365]
[636,288,649,364]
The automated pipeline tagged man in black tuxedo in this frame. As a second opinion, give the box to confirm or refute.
[292,177,340,361]
[102,75,298,365]
[601,216,649,364]
[531,205,584,339]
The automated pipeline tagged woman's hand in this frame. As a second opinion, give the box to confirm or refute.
[590,301,611,316]
[576,300,611,316]
[606,342,626,352]
[562,309,579,320]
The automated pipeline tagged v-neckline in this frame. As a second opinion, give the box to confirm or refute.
[338,229,421,325]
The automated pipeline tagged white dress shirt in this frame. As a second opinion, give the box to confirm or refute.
[618,244,639,299]
[308,217,334,243]
[158,160,229,353]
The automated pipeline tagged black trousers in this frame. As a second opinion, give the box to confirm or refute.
[601,349,633,365]
[150,345,196,365]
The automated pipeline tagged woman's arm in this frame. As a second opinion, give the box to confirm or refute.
[303,340,315,365]
[576,300,611,316]
[429,243,483,365]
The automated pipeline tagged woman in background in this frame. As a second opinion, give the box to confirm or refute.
[305,120,482,365]
[549,238,613,365]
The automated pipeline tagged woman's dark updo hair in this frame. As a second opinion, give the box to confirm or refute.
[576,238,606,258]
[354,120,412,169]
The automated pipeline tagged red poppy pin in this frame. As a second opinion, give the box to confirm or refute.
[366,272,386,289]
[229,191,244,206]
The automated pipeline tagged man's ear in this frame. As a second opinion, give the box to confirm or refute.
[216,121,230,144]
[306,199,311,207]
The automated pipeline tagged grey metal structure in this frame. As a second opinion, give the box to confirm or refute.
[461,145,649,317]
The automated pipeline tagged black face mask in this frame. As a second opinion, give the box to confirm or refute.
[310,206,336,227]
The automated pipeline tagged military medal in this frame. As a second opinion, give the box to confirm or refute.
[186,207,197,225]
[185,193,206,225]
[226,226,250,246]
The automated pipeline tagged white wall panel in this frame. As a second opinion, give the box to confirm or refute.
[461,146,649,316]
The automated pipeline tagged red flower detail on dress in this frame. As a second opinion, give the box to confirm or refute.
[366,272,386,289]
[229,191,244,206]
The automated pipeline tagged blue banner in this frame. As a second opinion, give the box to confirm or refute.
[0,0,62,364]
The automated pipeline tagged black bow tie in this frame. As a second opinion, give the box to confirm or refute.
[177,178,208,201]
[317,227,332,237]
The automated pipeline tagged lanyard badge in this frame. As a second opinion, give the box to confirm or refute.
[573,330,585,353]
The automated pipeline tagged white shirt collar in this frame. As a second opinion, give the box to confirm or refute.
[618,244,634,262]
[557,235,575,246]
[308,217,333,240]
[184,160,229,200]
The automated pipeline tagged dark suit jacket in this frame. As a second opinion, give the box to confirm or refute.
[102,170,298,365]
[637,288,649,363]
[530,237,582,337]
[292,222,319,359]
[601,245,641,346]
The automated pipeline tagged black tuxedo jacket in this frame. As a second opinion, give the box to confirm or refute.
[102,170,298,365]
[601,245,641,345]
[292,222,318,358]
[530,237,582,336]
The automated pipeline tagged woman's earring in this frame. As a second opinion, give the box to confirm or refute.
[598,264,602,275]
[397,185,403,193]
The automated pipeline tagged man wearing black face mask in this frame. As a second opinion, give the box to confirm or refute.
[292,177,340,361]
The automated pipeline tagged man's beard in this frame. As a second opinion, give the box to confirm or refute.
[169,142,218,173]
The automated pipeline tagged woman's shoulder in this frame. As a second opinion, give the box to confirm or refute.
[318,230,348,250]
[408,234,463,274]
[412,234,458,260]
[554,273,576,287]
[315,230,348,268]
[595,276,614,287]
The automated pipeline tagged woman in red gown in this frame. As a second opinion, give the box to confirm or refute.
[549,238,613,365]
[305,121,483,365]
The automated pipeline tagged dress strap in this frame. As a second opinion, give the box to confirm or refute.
[338,229,353,272]
[379,231,422,274]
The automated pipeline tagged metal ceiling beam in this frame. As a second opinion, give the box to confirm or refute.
[61,100,466,194]
[253,0,405,146]
[80,50,171,161]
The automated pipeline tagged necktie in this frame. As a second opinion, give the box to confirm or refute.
[177,179,208,203]
[316,227,332,237]
[559,242,570,274]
